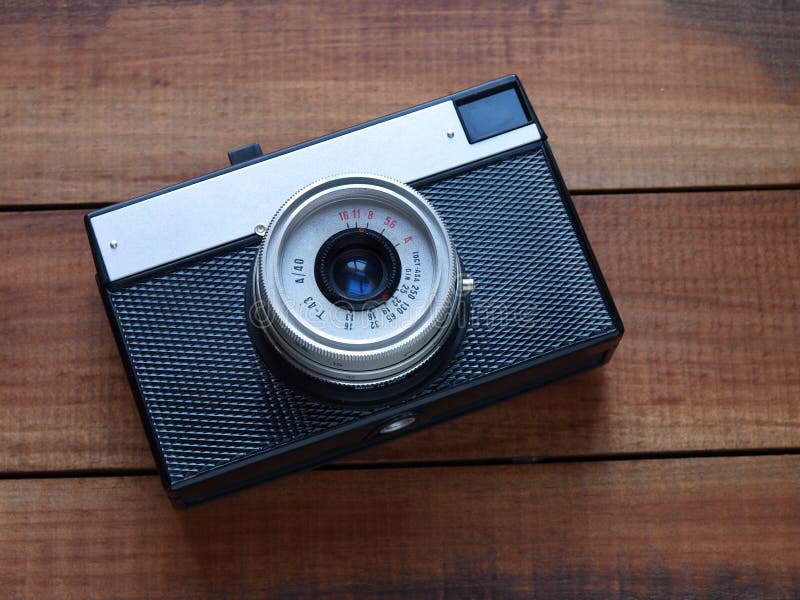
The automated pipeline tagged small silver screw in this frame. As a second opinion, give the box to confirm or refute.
[255,224,267,236]
[446,129,455,139]
[461,277,475,295]
[109,240,119,249]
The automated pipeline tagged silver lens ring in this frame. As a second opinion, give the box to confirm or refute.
[252,174,461,388]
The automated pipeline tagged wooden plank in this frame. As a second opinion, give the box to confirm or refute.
[0,1,798,208]
[1,456,798,598]
[1,190,798,472]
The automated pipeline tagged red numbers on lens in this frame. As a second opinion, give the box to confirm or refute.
[339,209,372,221]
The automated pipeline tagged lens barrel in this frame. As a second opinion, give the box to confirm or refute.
[251,174,464,397]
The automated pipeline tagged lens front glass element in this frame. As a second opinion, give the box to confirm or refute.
[315,228,401,309]
[331,249,385,300]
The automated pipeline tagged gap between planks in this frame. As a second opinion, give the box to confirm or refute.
[2,183,800,212]
[3,447,800,481]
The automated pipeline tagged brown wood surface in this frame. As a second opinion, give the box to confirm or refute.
[2,190,798,472]
[2,1,799,597]
[2,456,799,598]
[1,1,799,209]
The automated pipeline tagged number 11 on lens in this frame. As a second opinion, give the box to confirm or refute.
[338,209,362,222]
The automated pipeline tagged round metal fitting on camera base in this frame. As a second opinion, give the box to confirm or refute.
[250,174,465,403]
[379,415,417,434]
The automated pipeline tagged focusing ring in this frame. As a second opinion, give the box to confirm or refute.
[252,174,462,389]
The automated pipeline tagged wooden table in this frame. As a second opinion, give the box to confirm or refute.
[2,2,799,597]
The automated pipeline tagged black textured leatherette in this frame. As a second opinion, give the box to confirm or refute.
[108,149,616,484]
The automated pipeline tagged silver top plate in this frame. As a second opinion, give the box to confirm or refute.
[89,100,541,282]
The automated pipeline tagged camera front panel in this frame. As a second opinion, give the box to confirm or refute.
[87,76,623,504]
[104,145,617,487]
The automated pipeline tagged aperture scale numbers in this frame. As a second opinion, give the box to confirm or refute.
[337,207,413,246]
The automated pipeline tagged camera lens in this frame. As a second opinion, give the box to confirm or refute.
[315,228,401,309]
[252,174,464,393]
[331,250,383,299]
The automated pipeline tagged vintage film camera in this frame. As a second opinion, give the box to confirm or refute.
[86,76,623,507]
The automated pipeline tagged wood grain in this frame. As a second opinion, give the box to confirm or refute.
[2,190,798,472]
[2,2,798,596]
[1,0,798,208]
[1,455,798,598]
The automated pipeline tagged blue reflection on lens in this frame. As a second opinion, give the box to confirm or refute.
[332,253,383,299]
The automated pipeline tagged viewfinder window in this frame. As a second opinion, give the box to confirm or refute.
[456,86,532,143]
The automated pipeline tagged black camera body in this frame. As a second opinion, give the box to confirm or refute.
[86,76,623,507]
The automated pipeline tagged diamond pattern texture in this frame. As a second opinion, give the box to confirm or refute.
[109,149,616,483]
